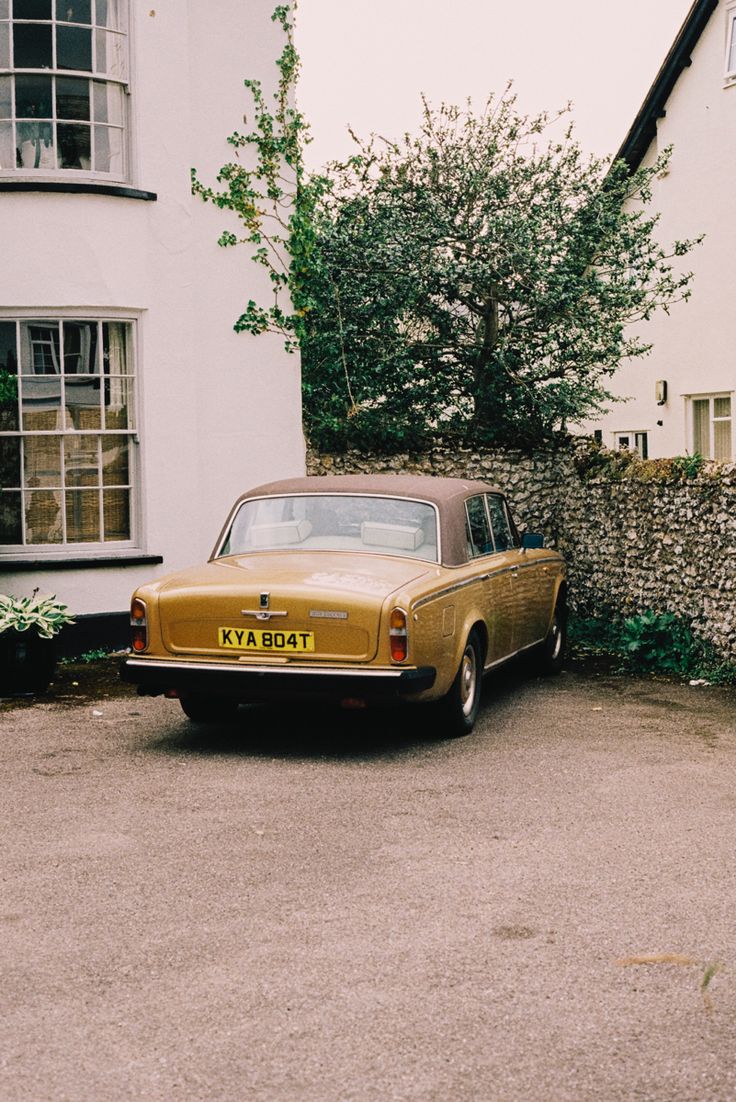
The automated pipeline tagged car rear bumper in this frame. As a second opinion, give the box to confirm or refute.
[121,656,437,702]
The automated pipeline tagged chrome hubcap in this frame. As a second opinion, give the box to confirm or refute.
[460,645,478,717]
[550,616,562,660]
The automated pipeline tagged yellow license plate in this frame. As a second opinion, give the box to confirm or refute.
[218,627,315,653]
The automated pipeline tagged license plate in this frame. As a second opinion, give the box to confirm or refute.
[218,627,315,653]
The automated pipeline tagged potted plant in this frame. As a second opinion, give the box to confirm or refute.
[0,591,75,696]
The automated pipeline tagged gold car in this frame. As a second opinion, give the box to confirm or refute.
[121,475,566,735]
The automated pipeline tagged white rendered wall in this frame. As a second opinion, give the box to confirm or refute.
[2,1,305,615]
[582,0,736,458]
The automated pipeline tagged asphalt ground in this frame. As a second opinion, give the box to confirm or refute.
[2,658,736,1102]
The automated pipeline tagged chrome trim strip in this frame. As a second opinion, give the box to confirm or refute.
[125,657,407,679]
[412,557,563,611]
[240,609,288,620]
[483,637,545,672]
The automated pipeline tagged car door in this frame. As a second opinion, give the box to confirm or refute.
[464,494,514,664]
[487,494,551,651]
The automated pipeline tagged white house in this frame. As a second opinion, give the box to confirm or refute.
[0,1,305,650]
[585,0,735,461]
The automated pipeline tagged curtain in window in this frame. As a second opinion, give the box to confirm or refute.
[692,399,710,457]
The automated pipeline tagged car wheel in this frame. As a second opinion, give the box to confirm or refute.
[439,629,483,737]
[537,599,567,675]
[179,693,240,723]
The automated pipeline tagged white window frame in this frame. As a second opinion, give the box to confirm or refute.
[685,392,733,461]
[0,306,142,559]
[613,431,649,459]
[725,2,736,86]
[0,0,130,182]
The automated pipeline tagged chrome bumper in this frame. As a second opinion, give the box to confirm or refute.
[121,656,436,701]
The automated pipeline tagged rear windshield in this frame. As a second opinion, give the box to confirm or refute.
[218,494,439,562]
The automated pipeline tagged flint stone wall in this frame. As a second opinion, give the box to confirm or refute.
[306,445,736,662]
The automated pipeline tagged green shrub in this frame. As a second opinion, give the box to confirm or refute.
[570,611,736,685]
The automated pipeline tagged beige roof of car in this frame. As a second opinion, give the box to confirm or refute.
[220,474,507,567]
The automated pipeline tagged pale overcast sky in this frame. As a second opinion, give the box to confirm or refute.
[296,0,694,169]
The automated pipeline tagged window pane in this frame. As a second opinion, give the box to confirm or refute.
[0,0,8,20]
[730,16,736,72]
[0,490,22,543]
[0,322,16,373]
[692,399,710,456]
[24,433,61,487]
[102,320,129,372]
[714,420,732,461]
[92,77,121,123]
[0,76,11,119]
[486,494,513,551]
[56,75,90,119]
[93,121,121,171]
[104,374,132,427]
[25,488,62,542]
[94,0,125,30]
[64,431,98,485]
[65,380,101,428]
[21,380,61,428]
[95,27,125,77]
[714,396,731,419]
[101,434,127,484]
[103,486,128,538]
[16,120,54,167]
[0,23,9,70]
[20,322,60,373]
[13,22,52,68]
[56,0,91,23]
[58,120,90,166]
[57,24,92,70]
[0,121,13,169]
[0,435,21,488]
[0,325,19,428]
[13,0,52,17]
[63,319,97,373]
[15,73,52,117]
[65,487,98,540]
[466,495,492,557]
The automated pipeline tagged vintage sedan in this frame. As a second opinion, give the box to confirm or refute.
[121,475,566,735]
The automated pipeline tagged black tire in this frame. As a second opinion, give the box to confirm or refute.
[537,599,567,675]
[179,693,240,723]
[438,629,483,737]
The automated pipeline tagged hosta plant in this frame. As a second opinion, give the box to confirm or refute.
[0,592,75,639]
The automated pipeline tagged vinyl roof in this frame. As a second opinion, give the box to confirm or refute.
[241,474,503,507]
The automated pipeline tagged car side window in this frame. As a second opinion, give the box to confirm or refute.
[486,494,514,552]
[465,495,494,558]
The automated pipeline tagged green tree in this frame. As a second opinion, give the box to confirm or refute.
[303,93,701,450]
[193,9,700,452]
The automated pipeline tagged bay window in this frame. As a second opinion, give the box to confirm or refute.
[0,315,137,551]
[0,0,128,178]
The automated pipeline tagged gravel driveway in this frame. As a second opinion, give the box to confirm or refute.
[2,661,735,1101]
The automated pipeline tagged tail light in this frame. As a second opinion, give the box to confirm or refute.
[389,607,408,662]
[130,597,148,653]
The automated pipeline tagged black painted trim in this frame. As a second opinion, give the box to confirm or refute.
[616,0,718,171]
[2,554,163,572]
[0,181,157,200]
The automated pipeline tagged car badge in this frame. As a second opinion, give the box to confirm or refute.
[259,592,270,610]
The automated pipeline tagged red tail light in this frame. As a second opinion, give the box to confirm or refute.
[130,597,148,653]
[389,607,408,662]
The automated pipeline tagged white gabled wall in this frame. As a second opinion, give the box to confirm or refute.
[2,0,305,616]
[584,0,736,459]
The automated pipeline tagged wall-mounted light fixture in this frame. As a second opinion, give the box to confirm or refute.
[655,380,668,405]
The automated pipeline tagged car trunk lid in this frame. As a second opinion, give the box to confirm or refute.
[158,552,432,662]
